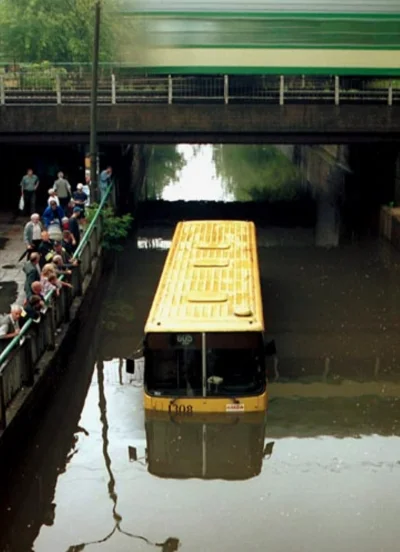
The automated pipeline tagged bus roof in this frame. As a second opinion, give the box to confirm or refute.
[144,220,264,334]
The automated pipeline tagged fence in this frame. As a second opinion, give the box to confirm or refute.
[0,72,399,106]
[0,184,112,431]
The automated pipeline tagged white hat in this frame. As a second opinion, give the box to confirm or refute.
[77,183,83,189]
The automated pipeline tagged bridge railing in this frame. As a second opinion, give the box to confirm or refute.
[0,72,399,105]
[0,184,113,431]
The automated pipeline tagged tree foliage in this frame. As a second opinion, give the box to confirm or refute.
[143,146,186,200]
[0,0,119,63]
[86,204,133,250]
[213,145,303,202]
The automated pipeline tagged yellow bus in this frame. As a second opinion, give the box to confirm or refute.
[143,220,275,414]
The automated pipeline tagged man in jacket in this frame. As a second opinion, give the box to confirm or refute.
[23,213,43,257]
[0,305,22,340]
[38,231,55,268]
[20,168,39,216]
[68,207,81,246]
[53,172,71,210]
[42,200,65,229]
[23,252,41,296]
[20,295,43,327]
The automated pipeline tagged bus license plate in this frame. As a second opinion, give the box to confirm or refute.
[226,403,245,412]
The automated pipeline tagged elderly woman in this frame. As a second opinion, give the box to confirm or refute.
[41,265,72,297]
[47,188,60,206]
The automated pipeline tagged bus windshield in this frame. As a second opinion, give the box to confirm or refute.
[145,333,266,397]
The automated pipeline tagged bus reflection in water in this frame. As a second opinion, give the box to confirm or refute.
[143,412,272,481]
[142,220,275,414]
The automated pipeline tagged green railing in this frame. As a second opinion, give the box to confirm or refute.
[0,183,113,431]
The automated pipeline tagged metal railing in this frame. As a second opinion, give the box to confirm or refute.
[0,73,399,106]
[0,184,113,431]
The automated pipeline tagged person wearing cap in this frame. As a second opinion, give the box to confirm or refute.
[69,207,82,246]
[72,184,88,217]
[47,188,60,206]
[53,171,71,210]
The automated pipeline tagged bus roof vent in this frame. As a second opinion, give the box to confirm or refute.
[196,243,231,250]
[234,306,253,317]
[193,259,230,267]
[187,292,228,303]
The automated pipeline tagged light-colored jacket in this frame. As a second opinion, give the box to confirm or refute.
[54,178,71,198]
[23,221,43,245]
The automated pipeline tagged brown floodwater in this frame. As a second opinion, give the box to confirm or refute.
[1,227,400,552]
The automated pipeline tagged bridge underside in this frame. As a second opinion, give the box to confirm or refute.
[1,105,400,145]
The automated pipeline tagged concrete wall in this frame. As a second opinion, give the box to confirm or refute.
[0,244,106,460]
[1,105,400,144]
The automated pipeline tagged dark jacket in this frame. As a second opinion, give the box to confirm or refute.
[68,216,80,246]
[42,205,65,229]
[23,261,40,296]
[38,240,54,268]
[20,305,41,326]
[62,239,76,256]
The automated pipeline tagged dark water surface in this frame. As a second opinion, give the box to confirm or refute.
[1,230,400,552]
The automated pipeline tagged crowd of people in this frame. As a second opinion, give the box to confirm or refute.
[0,165,113,345]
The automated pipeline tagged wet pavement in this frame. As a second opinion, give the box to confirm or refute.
[0,229,400,552]
[0,213,28,308]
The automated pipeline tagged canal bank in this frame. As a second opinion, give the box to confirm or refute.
[0,187,114,459]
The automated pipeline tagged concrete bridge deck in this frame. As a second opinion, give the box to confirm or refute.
[1,104,400,144]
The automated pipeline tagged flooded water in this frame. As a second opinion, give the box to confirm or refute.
[1,232,400,552]
[1,146,400,551]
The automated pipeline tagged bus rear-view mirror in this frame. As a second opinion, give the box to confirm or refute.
[264,340,276,357]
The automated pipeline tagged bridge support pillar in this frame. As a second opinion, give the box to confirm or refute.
[315,188,340,247]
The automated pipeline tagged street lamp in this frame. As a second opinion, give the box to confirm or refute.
[89,0,101,202]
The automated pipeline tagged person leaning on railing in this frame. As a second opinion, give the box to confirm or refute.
[0,305,22,340]
[61,230,77,256]
[41,265,72,297]
[20,295,43,326]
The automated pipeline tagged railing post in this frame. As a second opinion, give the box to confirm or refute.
[388,81,393,106]
[334,76,340,106]
[279,75,284,106]
[0,374,6,430]
[224,75,229,105]
[23,336,34,387]
[46,307,56,351]
[0,76,5,105]
[56,74,62,105]
[86,241,93,274]
[111,73,116,105]
[168,75,173,104]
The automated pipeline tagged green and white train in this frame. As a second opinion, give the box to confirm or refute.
[118,0,400,75]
